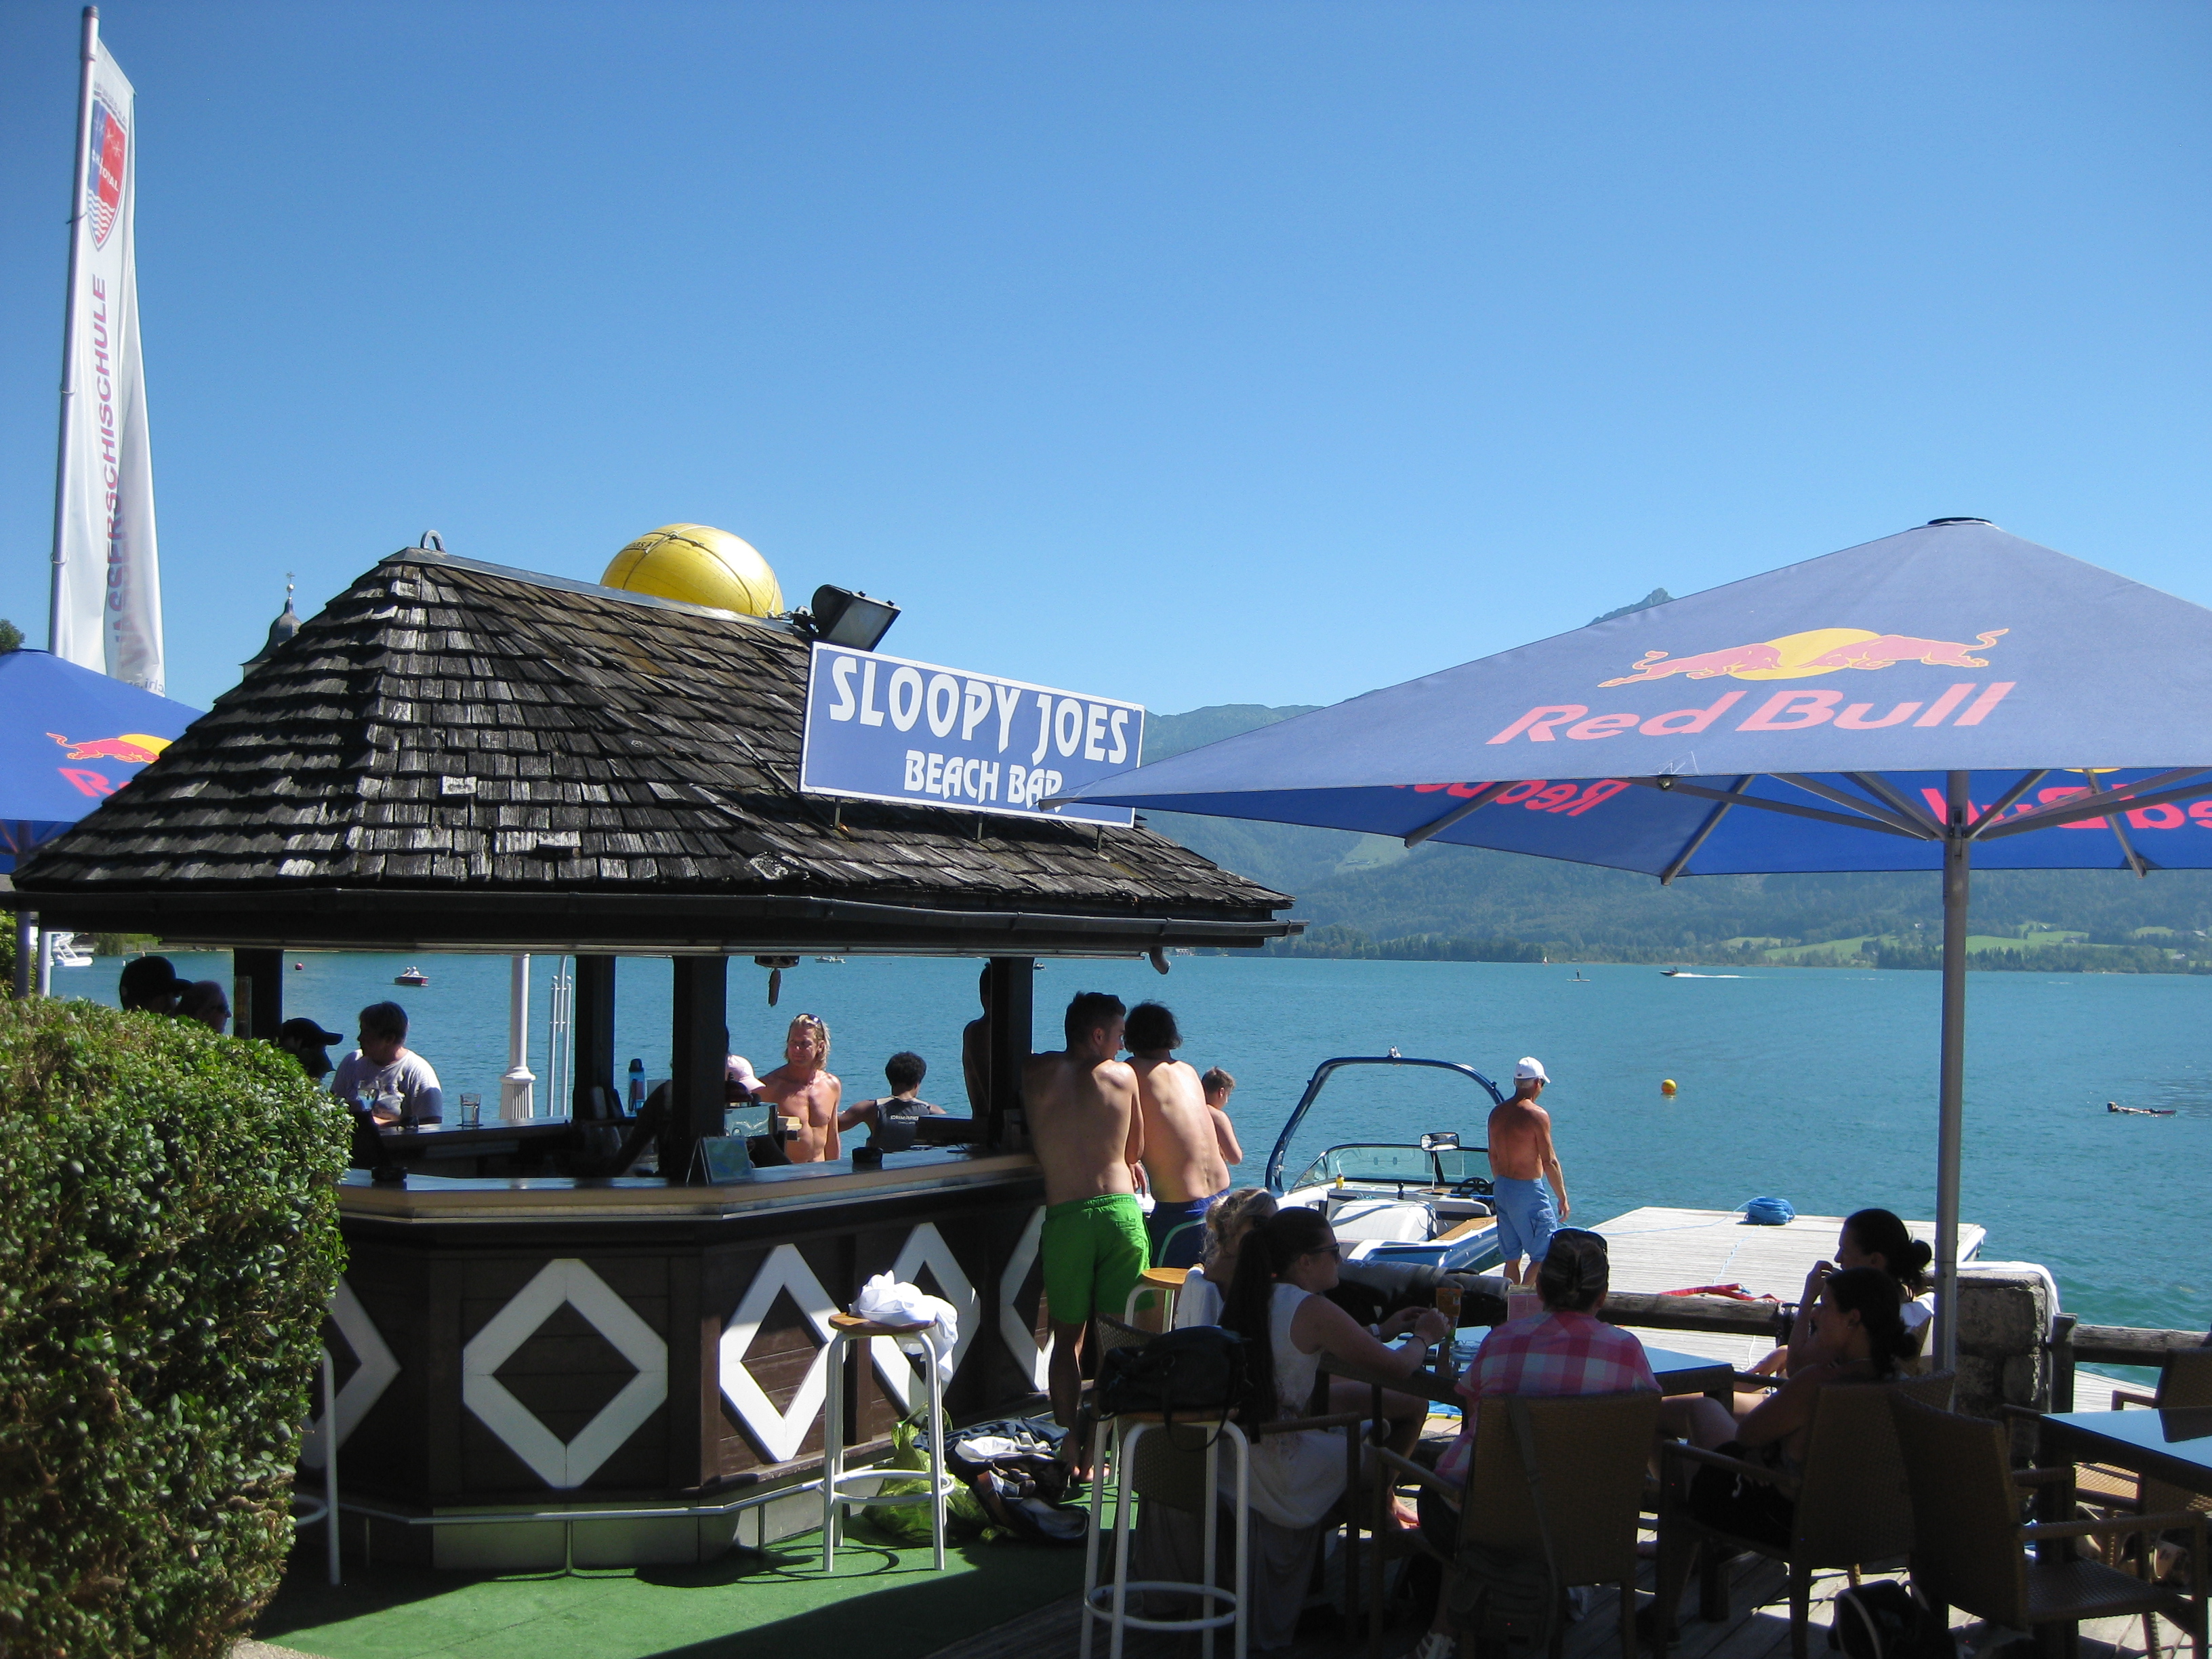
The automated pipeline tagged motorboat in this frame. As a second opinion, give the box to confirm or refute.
[1265,1054,1508,1274]
[45,930,94,969]
[393,966,430,987]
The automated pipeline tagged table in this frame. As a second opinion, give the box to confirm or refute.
[1322,1331,1734,1406]
[2037,1407,2212,1500]
[376,1117,577,1176]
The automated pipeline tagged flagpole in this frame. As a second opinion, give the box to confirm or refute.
[47,5,99,656]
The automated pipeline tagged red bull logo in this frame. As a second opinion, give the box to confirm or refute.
[47,731,170,765]
[1600,627,2007,687]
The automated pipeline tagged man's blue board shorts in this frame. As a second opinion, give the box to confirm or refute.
[1145,1189,1224,1269]
[1491,1176,1558,1265]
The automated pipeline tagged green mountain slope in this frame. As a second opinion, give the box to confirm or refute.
[1139,702,2212,967]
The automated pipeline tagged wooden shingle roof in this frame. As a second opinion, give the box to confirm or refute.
[16,549,1293,954]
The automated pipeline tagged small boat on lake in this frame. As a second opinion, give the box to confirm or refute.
[2108,1101,2175,1117]
[394,966,429,987]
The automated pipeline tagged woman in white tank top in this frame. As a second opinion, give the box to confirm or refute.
[1218,1207,1452,1528]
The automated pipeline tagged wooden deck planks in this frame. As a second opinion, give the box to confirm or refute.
[1590,1208,1984,1370]
[928,1533,2158,1659]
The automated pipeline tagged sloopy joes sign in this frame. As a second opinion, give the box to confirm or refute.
[799,643,1142,826]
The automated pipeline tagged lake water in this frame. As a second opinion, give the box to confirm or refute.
[62,950,2210,1336]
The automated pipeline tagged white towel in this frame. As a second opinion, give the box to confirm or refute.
[854,1272,960,1380]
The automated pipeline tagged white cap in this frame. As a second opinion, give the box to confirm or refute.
[1515,1057,1548,1083]
[726,1054,763,1092]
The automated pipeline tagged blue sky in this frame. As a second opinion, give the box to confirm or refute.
[2,2,2206,718]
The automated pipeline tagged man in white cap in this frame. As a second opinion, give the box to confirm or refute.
[1486,1057,1570,1285]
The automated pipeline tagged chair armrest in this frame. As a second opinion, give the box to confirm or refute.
[1731,1373,1785,1391]
[1662,1441,1801,1495]
[2112,1388,2158,1410]
[2011,1467,2077,1488]
[1374,1445,1459,1498]
[2022,1512,2206,1544]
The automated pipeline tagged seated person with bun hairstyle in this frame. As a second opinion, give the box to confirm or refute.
[1677,1265,1922,1472]
[1751,1207,1935,1378]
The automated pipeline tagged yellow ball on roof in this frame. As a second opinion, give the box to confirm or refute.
[602,524,783,617]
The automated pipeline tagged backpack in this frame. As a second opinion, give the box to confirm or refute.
[1829,1580,1957,1659]
[1094,1326,1246,1429]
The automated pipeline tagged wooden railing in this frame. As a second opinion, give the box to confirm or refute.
[1448,1271,2207,1414]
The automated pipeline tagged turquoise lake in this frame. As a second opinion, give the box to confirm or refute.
[66,950,2209,1337]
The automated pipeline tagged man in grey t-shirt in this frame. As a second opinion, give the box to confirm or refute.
[331,1000,445,1126]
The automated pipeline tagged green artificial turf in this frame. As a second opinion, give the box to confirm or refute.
[254,1525,1084,1659]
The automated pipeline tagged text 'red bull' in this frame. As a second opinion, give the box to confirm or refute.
[1919,786,2212,833]
[1400,778,1631,817]
[1487,682,2015,745]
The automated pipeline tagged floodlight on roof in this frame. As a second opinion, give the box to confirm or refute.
[805,586,901,651]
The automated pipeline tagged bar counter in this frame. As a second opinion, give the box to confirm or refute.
[323,1147,1052,1565]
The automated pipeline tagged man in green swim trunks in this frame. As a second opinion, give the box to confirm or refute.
[1023,991,1147,1435]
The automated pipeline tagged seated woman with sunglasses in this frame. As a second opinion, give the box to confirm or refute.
[1218,1207,1452,1641]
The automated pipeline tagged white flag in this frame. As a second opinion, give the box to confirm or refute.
[53,35,163,693]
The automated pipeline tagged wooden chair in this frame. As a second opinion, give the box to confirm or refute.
[1891,1392,2208,1659]
[1382,1390,1662,1659]
[1654,1371,1957,1659]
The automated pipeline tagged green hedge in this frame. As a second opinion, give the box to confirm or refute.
[0,998,350,1658]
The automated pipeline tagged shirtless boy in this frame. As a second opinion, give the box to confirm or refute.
[1201,1066,1244,1167]
[1486,1057,1569,1284]
[756,1014,844,1162]
[1126,1003,1230,1269]
[1022,991,1146,1431]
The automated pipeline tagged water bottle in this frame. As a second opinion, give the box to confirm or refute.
[628,1058,645,1111]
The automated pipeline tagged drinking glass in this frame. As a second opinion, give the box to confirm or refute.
[458,1092,482,1128]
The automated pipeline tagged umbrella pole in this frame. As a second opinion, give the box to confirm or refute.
[1933,772,1971,1371]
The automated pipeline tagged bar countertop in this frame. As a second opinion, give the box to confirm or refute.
[335,1145,1043,1222]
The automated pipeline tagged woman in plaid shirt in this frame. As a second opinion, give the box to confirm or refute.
[1433,1229,1655,1489]
[1414,1231,1655,1659]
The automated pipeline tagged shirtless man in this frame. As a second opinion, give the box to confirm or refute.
[756,1014,844,1163]
[1022,991,1146,1433]
[962,966,991,1116]
[1126,1003,1230,1269]
[1486,1057,1570,1284]
[1201,1066,1244,1168]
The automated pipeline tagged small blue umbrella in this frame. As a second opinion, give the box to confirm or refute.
[1064,520,2212,1365]
[1,649,200,876]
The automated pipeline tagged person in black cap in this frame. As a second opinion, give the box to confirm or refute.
[117,954,180,1015]
[276,1017,344,1081]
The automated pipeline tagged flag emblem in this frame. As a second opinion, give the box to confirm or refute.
[87,95,127,247]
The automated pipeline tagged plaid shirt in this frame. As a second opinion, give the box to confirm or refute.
[1433,1311,1658,1487]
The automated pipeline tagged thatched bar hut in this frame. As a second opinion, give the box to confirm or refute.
[14,544,1292,1565]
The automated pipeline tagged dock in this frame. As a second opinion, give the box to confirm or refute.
[1590,1207,1982,1368]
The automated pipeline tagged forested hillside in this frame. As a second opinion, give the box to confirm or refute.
[1140,704,2212,971]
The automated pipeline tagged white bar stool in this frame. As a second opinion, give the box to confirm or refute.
[821,1312,956,1572]
[1080,1409,1248,1659]
[1122,1265,1190,1329]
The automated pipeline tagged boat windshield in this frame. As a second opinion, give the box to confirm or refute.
[1267,1057,1502,1194]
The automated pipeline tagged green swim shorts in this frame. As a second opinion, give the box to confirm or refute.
[1040,1192,1149,1328]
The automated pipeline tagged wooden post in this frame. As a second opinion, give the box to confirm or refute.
[985,956,1033,1149]
[666,956,728,1180]
[572,954,617,1116]
[232,948,283,1040]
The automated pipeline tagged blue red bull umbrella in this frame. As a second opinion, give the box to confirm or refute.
[1061,519,2212,1364]
[1,649,200,876]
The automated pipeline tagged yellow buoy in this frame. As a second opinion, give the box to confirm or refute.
[602,524,783,617]
[1660,1078,1679,1096]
